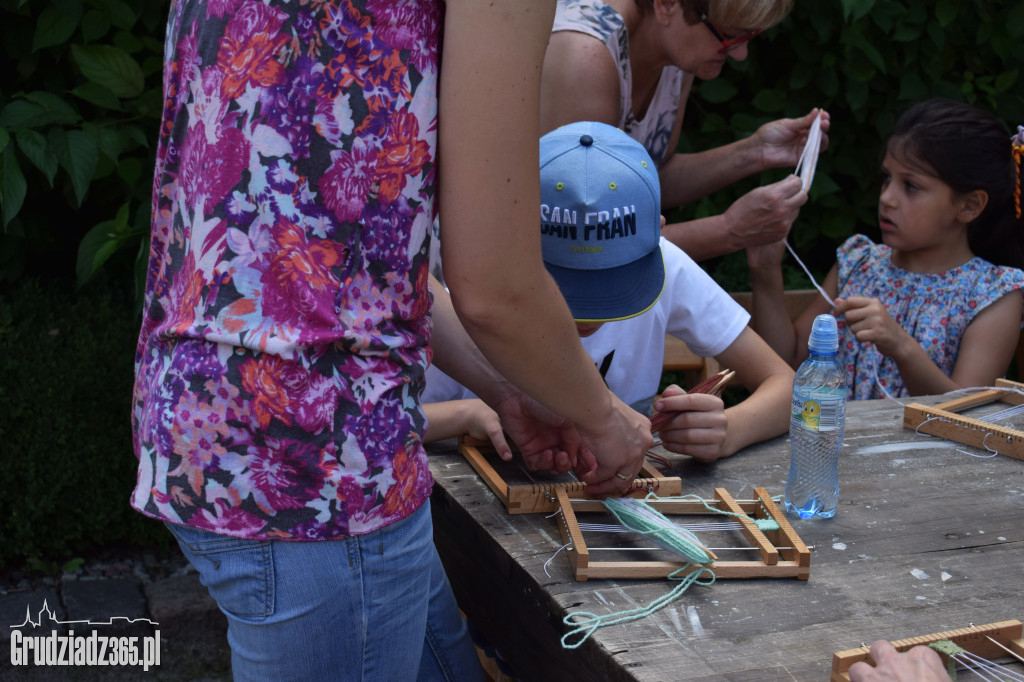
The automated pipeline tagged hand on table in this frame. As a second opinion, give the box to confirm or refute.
[848,640,951,682]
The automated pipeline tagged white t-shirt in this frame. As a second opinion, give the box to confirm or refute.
[423,238,749,415]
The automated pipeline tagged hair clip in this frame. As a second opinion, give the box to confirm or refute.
[1013,125,1024,220]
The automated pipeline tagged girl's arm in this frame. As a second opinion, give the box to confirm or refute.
[653,327,794,461]
[748,243,835,367]
[440,0,652,496]
[423,399,512,459]
[861,290,1022,395]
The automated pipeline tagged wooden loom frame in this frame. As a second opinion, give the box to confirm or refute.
[457,437,683,515]
[830,619,1024,681]
[553,486,811,581]
[903,378,1024,462]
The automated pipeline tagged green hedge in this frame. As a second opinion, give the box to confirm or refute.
[0,278,167,570]
[0,0,166,294]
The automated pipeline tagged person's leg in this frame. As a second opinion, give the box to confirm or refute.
[414,526,486,682]
[165,502,480,681]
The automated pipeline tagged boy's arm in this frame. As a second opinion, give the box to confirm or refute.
[653,328,793,460]
[715,328,795,454]
[439,0,651,495]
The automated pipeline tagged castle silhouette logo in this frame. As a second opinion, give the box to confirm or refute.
[9,599,161,670]
[11,599,160,630]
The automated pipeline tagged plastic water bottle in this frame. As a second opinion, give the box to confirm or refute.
[785,313,846,519]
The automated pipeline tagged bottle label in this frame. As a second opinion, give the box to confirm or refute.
[791,389,844,432]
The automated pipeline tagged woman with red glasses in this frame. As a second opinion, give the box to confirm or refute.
[540,0,828,263]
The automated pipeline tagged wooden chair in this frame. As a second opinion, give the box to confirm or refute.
[662,289,820,389]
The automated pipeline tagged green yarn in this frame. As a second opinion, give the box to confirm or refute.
[644,492,781,532]
[561,566,715,649]
[560,494,779,649]
[928,640,964,681]
[602,497,713,564]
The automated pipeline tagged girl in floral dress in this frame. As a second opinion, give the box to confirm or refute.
[748,98,1024,400]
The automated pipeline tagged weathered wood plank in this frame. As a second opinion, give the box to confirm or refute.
[428,394,1024,681]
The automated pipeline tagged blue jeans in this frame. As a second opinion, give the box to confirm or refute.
[165,502,483,682]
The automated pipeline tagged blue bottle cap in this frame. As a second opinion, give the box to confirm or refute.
[808,313,838,354]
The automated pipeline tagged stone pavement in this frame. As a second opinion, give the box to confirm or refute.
[0,546,230,681]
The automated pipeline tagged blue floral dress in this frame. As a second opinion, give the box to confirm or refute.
[837,235,1024,399]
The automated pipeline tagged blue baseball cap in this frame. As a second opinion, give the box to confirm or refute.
[539,121,665,322]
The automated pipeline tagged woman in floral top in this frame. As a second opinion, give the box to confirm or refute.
[132,0,652,679]
[749,99,1024,400]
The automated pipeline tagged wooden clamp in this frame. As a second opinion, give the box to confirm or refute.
[903,378,1024,461]
[458,437,682,514]
[553,487,811,582]
[831,619,1024,681]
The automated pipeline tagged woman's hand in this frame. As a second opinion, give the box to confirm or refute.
[576,395,653,497]
[721,175,806,252]
[754,108,831,171]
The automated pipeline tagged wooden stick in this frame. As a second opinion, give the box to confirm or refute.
[650,369,735,433]
[831,620,1024,681]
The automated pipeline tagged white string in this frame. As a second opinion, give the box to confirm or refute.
[784,239,835,308]
[911,385,1024,458]
[953,650,1024,681]
[544,542,573,578]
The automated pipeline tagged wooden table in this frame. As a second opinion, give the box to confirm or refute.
[427,394,1024,681]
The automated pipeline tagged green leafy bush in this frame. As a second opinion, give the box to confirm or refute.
[0,0,167,294]
[0,277,167,570]
[677,0,1024,291]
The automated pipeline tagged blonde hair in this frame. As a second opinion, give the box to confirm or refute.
[705,0,794,31]
[640,0,794,32]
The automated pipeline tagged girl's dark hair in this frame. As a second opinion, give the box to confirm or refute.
[888,98,1024,269]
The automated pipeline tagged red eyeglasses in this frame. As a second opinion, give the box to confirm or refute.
[699,12,761,54]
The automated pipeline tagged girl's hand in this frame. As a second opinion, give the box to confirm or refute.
[833,296,911,358]
[651,387,729,463]
[753,108,831,170]
[745,238,787,273]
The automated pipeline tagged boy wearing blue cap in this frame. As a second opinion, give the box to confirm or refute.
[427,121,793,461]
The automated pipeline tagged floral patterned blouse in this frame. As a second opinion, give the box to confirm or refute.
[836,235,1024,400]
[131,0,441,540]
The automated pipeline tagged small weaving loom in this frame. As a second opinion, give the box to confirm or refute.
[830,619,1024,681]
[554,486,811,581]
[458,438,811,582]
[903,379,1024,461]
[458,437,682,515]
